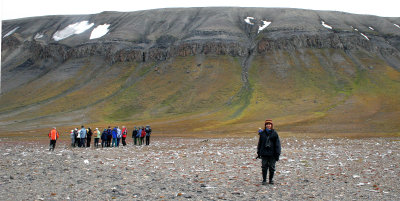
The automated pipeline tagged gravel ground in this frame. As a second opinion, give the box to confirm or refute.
[0,137,399,200]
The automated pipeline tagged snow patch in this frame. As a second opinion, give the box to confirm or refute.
[393,24,400,29]
[321,21,332,29]
[53,21,94,41]
[258,20,272,33]
[90,24,110,39]
[34,33,44,40]
[244,17,255,25]
[360,33,369,40]
[84,159,89,164]
[368,27,374,30]
[3,27,19,38]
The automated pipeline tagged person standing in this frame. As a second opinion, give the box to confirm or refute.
[116,126,122,147]
[80,125,87,147]
[257,119,281,185]
[48,127,59,151]
[140,126,146,145]
[87,127,93,147]
[106,126,112,147]
[94,128,101,148]
[76,128,81,147]
[132,127,138,145]
[112,127,118,147]
[70,129,75,147]
[137,127,143,145]
[145,125,152,145]
[73,128,79,147]
[101,129,107,148]
[121,126,127,146]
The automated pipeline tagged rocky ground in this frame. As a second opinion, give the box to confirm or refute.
[0,136,399,200]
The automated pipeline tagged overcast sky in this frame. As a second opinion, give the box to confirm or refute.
[1,0,399,20]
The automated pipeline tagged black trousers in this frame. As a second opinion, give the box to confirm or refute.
[261,156,276,181]
[107,136,112,147]
[145,136,150,145]
[75,138,80,147]
[87,137,91,147]
[49,140,57,151]
[101,140,106,148]
[122,137,126,146]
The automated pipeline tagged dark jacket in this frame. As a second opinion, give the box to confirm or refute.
[87,128,93,138]
[257,129,281,159]
[132,129,138,138]
[101,131,107,141]
[145,127,152,137]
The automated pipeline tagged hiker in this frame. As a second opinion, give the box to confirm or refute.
[132,127,138,145]
[76,128,81,147]
[101,129,107,148]
[137,127,143,145]
[73,128,79,147]
[70,129,75,147]
[94,128,101,148]
[121,126,127,146]
[140,126,146,145]
[145,125,152,145]
[80,125,87,147]
[106,126,112,147]
[257,119,281,185]
[116,126,122,147]
[112,127,118,147]
[48,127,59,151]
[87,127,93,147]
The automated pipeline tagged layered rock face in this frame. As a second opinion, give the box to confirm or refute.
[1,8,400,134]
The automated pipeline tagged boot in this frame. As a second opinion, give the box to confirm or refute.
[262,169,267,185]
[269,171,274,184]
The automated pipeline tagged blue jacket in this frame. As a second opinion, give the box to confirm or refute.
[112,128,118,139]
[137,129,142,138]
[80,128,87,138]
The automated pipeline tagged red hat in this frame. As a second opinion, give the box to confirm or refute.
[265,119,273,129]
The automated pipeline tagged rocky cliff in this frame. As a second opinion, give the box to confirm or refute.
[1,8,400,135]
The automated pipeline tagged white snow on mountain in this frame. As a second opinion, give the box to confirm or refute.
[394,24,400,29]
[53,21,94,41]
[90,24,110,39]
[3,27,19,38]
[258,20,272,33]
[368,26,374,30]
[360,33,369,40]
[321,21,332,29]
[244,17,255,25]
[34,33,44,40]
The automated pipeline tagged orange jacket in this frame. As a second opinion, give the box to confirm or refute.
[49,129,59,140]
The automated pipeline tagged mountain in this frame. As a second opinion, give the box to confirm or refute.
[1,7,400,136]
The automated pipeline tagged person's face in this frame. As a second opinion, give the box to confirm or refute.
[266,123,272,129]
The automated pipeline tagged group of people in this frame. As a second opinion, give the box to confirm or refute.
[69,125,152,148]
[50,118,281,185]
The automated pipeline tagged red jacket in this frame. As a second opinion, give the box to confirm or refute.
[122,128,127,138]
[141,130,146,137]
[49,129,59,140]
